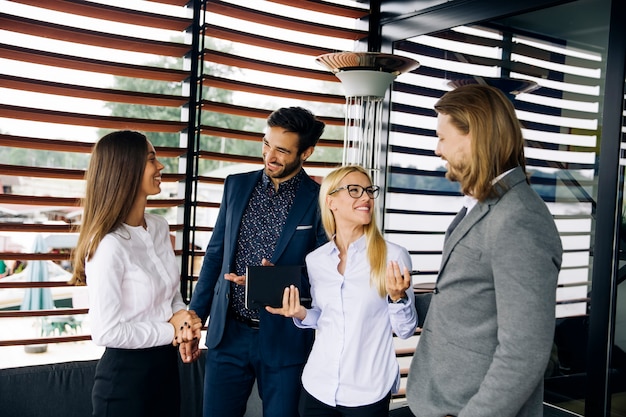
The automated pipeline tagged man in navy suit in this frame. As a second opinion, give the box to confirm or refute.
[187,107,327,417]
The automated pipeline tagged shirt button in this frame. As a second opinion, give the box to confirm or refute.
[433,287,439,294]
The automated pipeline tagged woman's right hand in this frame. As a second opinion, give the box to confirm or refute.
[265,285,307,321]
[179,339,201,363]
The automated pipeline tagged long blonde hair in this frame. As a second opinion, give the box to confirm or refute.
[70,131,149,285]
[319,165,387,297]
[434,84,527,201]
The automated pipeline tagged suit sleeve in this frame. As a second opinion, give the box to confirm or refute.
[189,176,231,324]
[314,205,327,248]
[459,203,561,417]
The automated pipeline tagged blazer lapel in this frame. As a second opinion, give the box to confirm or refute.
[226,170,262,260]
[438,167,528,278]
[271,173,318,263]
[439,203,491,275]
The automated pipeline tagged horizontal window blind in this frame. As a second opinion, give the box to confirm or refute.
[0,0,373,367]
[388,24,600,319]
[0,0,194,359]
[189,0,368,266]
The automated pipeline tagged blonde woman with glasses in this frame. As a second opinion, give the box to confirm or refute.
[268,165,417,417]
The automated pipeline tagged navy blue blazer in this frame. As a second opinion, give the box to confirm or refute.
[189,169,327,367]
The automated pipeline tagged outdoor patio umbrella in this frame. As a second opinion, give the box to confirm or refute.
[20,234,54,311]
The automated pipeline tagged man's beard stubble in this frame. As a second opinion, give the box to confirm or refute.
[264,155,303,180]
[445,161,465,183]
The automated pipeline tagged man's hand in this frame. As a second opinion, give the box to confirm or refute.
[224,258,275,286]
[224,272,245,286]
[179,339,201,363]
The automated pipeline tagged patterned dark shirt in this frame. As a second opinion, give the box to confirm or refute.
[230,169,304,320]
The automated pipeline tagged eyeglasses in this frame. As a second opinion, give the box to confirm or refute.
[329,184,380,199]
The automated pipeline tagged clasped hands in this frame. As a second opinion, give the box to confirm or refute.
[169,309,202,363]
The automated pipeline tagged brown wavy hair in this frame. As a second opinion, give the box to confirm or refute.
[319,165,387,297]
[70,131,149,285]
[434,84,527,201]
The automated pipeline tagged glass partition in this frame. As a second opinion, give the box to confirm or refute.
[613,74,626,416]
[384,0,622,414]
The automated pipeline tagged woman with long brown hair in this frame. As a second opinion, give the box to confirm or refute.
[71,130,201,417]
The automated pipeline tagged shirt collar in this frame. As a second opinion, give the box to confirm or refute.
[261,168,304,193]
[463,167,517,213]
[328,234,367,255]
[494,167,515,183]
[462,195,477,213]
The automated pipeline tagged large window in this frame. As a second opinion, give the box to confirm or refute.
[0,0,195,367]
[0,0,368,368]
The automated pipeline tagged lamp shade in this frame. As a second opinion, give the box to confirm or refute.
[335,70,396,98]
[315,52,420,186]
[316,52,420,99]
[316,52,420,75]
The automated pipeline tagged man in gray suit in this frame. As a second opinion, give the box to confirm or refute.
[406,84,562,417]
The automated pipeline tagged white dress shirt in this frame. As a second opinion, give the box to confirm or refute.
[296,235,417,407]
[86,212,186,349]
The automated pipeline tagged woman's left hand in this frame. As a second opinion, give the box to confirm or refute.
[386,260,411,302]
[265,285,307,321]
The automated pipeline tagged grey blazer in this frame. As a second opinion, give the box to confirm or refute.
[406,167,562,417]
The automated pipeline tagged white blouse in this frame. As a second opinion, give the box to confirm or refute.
[296,235,417,407]
[86,212,186,349]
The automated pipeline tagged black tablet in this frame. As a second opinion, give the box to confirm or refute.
[245,265,303,309]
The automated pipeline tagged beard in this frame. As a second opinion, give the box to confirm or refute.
[444,155,471,187]
[445,168,459,182]
[445,161,465,182]
[263,156,303,180]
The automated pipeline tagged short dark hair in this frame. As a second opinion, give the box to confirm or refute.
[267,107,325,153]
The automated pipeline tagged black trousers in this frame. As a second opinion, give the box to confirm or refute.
[92,344,180,417]
[299,387,391,417]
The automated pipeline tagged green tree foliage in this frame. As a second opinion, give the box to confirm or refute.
[99,40,263,175]
[0,147,89,170]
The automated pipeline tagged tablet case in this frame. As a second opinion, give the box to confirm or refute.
[245,265,303,309]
